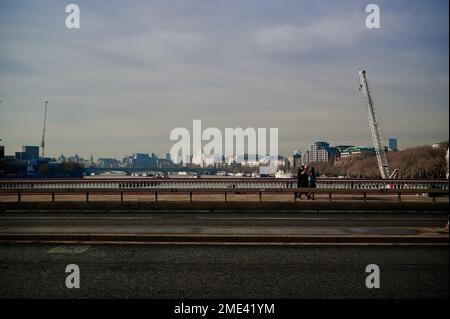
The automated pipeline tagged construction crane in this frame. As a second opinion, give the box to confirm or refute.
[358,70,390,179]
[40,100,48,157]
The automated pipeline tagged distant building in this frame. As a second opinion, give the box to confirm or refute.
[388,138,398,151]
[67,154,83,163]
[327,147,340,162]
[15,145,39,160]
[97,158,120,168]
[288,150,302,171]
[130,153,158,168]
[317,148,328,162]
[301,150,310,165]
[335,145,354,153]
[303,142,338,164]
[340,146,375,159]
[57,154,67,163]
[309,142,328,163]
[0,145,4,177]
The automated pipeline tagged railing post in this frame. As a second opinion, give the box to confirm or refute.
[294,191,297,202]
[329,192,332,203]
[224,191,227,203]
[86,191,89,202]
[397,192,401,202]
[18,192,21,203]
[120,192,124,202]
[363,192,367,202]
[155,191,158,203]
[52,192,55,202]
[189,191,193,203]
[259,191,262,202]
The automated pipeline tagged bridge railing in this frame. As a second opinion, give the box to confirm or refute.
[0,178,448,190]
[0,187,448,203]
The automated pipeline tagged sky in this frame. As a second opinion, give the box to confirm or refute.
[0,0,448,159]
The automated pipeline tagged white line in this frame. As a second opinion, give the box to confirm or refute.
[197,217,443,221]
[0,216,154,220]
[0,240,447,247]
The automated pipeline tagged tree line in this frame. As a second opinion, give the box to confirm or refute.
[313,143,449,178]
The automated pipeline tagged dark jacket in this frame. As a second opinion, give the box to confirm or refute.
[297,170,308,187]
[308,169,317,188]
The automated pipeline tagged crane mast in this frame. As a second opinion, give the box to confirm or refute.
[358,70,390,179]
[40,100,48,157]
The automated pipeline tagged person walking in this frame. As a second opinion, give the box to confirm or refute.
[298,165,309,199]
[307,167,317,200]
[296,166,303,199]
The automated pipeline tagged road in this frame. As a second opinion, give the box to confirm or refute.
[0,210,448,244]
[0,244,448,299]
[0,210,448,298]
[0,210,448,227]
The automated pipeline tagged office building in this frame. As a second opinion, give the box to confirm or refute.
[15,145,39,160]
[388,138,398,151]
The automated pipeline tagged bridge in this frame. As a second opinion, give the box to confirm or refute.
[1,177,448,190]
[1,177,448,300]
[0,178,448,204]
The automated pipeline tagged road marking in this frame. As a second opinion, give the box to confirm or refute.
[0,216,154,220]
[47,245,90,254]
[5,240,448,247]
[197,217,444,221]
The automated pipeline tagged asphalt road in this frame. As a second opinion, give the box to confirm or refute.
[0,211,448,227]
[0,244,448,299]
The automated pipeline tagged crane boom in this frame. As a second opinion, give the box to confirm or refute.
[358,70,390,179]
[40,100,48,157]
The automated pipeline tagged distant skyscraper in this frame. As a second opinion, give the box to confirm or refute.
[288,151,302,171]
[15,145,39,160]
[388,138,398,151]
[308,142,334,164]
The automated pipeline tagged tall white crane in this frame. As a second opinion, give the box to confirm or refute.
[358,70,390,179]
[40,100,48,157]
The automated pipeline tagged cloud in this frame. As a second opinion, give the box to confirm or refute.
[0,0,448,158]
[254,16,364,54]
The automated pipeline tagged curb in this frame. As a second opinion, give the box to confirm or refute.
[0,233,448,244]
[1,201,448,212]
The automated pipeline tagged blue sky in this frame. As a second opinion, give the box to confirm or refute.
[0,0,448,158]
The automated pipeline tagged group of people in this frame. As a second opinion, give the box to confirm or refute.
[296,165,316,200]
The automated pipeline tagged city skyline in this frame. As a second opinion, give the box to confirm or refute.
[2,136,436,162]
[1,0,449,158]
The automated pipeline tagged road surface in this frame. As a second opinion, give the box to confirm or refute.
[0,244,448,298]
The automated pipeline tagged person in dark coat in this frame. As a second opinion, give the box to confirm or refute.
[297,165,309,199]
[296,167,302,198]
[307,167,317,200]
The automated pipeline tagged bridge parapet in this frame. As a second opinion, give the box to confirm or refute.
[0,178,448,191]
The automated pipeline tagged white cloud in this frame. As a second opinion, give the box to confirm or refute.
[254,16,364,53]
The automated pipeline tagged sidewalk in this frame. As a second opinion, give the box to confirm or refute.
[1,225,448,244]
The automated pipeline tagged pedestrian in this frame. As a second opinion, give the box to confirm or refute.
[298,165,309,199]
[307,167,317,200]
[296,166,303,198]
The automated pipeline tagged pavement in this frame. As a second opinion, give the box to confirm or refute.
[0,211,448,244]
[0,244,448,298]
[0,209,448,299]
